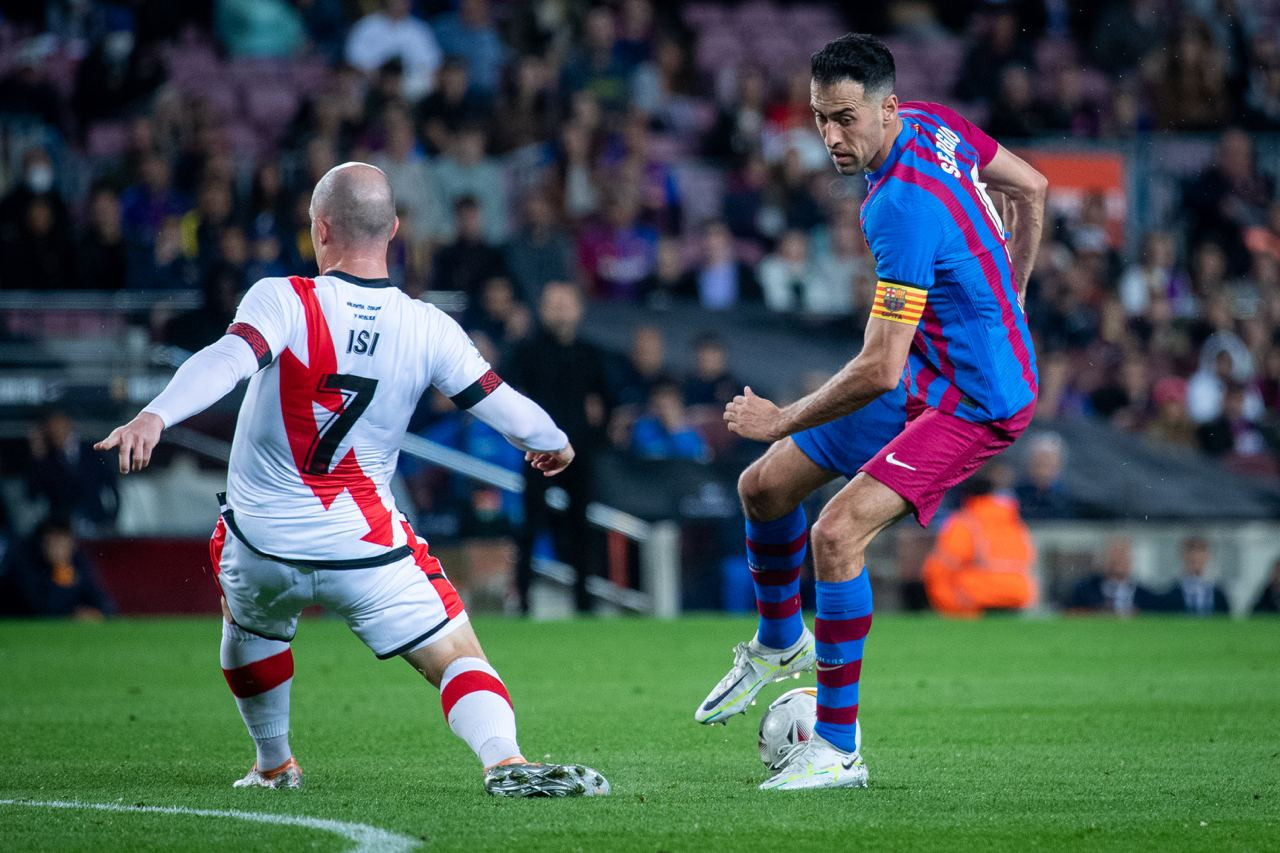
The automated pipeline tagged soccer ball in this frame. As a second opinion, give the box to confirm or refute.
[757,687,862,770]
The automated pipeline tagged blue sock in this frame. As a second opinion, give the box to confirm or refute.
[814,571,873,752]
[745,508,807,649]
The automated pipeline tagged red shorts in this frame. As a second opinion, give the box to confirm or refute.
[859,398,1035,527]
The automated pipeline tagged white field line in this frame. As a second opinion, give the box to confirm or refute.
[0,799,419,852]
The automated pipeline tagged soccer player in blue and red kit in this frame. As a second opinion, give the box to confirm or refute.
[695,34,1047,790]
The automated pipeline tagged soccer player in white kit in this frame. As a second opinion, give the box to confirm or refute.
[95,163,609,797]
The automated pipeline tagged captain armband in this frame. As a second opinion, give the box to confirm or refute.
[869,280,927,326]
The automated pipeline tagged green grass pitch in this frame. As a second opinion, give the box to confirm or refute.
[2,615,1278,851]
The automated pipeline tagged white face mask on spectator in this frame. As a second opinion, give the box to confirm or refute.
[26,164,54,194]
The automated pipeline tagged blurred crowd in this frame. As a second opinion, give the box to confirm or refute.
[1,0,1279,493]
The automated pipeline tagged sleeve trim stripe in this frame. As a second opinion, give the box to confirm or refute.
[226,322,272,370]
[449,369,504,409]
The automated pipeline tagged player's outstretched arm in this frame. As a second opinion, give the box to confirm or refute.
[94,334,261,474]
[981,145,1048,301]
[467,383,573,477]
[725,316,915,442]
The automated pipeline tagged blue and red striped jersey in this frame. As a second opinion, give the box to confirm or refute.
[860,101,1038,423]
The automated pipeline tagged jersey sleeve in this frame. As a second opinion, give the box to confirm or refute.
[427,308,504,409]
[917,101,998,167]
[227,278,297,370]
[863,192,944,326]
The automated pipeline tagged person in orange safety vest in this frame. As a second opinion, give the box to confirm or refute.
[922,474,1037,618]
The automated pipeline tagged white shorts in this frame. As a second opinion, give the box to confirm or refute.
[209,518,469,659]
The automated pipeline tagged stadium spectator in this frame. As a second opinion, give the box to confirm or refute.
[0,40,68,134]
[1196,382,1271,470]
[630,379,710,462]
[429,196,507,298]
[1187,336,1264,423]
[244,219,290,284]
[120,153,187,246]
[128,216,200,290]
[214,0,305,58]
[1118,231,1190,319]
[1014,432,1076,520]
[985,66,1049,139]
[561,5,632,113]
[0,516,113,620]
[1037,66,1102,138]
[767,148,826,235]
[0,147,74,287]
[704,68,767,163]
[24,411,119,534]
[922,474,1037,619]
[75,184,129,291]
[683,221,759,310]
[722,153,771,247]
[1145,377,1199,448]
[431,0,506,100]
[462,276,530,352]
[614,325,668,409]
[605,113,682,233]
[1150,536,1229,615]
[345,0,443,101]
[0,189,77,290]
[433,125,510,242]
[1183,130,1276,273]
[630,32,700,132]
[489,54,559,154]
[1090,0,1166,73]
[682,333,742,409]
[163,263,243,354]
[419,58,486,155]
[72,16,166,126]
[953,8,1033,104]
[1252,558,1280,614]
[759,229,845,316]
[504,281,613,614]
[1066,536,1158,615]
[1147,17,1230,131]
[503,193,574,305]
[369,111,448,244]
[296,0,347,63]
[637,235,689,309]
[577,191,658,302]
[181,178,237,278]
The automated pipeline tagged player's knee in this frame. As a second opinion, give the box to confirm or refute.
[738,462,786,520]
[810,509,867,566]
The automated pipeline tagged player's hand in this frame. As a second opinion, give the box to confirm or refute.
[526,443,574,477]
[94,412,165,474]
[724,386,785,443]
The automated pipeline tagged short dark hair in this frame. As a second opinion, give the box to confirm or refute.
[810,33,895,95]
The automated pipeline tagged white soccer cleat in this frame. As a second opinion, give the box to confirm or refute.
[759,733,868,791]
[694,629,815,724]
[483,762,611,797]
[232,757,303,789]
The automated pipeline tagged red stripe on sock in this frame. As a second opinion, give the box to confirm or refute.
[814,614,873,644]
[756,594,802,620]
[817,660,862,687]
[745,531,808,557]
[816,703,859,726]
[441,670,512,718]
[222,649,293,698]
[749,566,801,586]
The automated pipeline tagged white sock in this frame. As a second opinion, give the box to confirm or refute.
[220,621,294,769]
[439,657,521,768]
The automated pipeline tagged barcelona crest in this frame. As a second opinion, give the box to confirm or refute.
[882,286,906,313]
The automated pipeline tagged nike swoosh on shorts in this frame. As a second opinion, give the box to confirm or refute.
[885,452,917,471]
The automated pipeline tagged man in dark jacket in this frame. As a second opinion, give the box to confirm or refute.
[1,516,112,618]
[503,281,612,613]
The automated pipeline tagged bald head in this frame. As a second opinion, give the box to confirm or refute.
[310,162,397,246]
